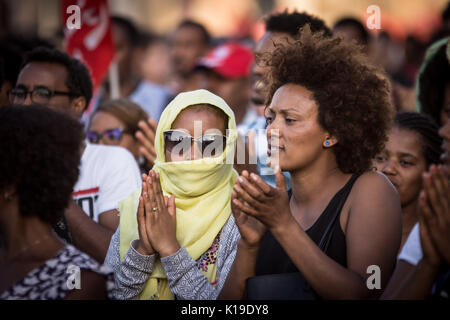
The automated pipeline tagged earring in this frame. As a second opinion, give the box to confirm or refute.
[324,141,331,147]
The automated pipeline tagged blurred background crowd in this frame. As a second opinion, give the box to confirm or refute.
[1,0,449,114]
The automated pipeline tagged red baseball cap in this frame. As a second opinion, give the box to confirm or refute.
[195,42,254,79]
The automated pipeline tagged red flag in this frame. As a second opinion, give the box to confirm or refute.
[61,0,115,92]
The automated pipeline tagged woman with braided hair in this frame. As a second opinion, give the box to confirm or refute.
[374,112,442,250]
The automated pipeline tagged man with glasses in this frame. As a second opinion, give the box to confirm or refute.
[11,47,141,263]
[8,86,80,108]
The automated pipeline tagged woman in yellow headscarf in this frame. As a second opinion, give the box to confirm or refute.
[104,89,241,300]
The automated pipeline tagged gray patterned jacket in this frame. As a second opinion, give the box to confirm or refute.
[104,215,240,300]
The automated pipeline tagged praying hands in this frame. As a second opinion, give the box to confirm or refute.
[136,170,179,257]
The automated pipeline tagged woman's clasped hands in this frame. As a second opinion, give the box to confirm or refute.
[135,170,180,258]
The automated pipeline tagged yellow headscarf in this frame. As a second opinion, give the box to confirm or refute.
[118,89,238,300]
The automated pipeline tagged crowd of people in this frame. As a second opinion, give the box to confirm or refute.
[0,5,449,301]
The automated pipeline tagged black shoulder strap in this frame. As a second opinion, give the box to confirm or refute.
[318,174,360,252]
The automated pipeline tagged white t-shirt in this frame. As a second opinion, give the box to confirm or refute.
[398,222,423,265]
[72,143,141,222]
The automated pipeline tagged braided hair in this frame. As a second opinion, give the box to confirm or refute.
[393,112,443,166]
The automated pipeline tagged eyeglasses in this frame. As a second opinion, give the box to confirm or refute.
[87,128,132,144]
[8,87,78,105]
[163,130,227,157]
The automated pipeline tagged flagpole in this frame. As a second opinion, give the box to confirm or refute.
[109,60,120,99]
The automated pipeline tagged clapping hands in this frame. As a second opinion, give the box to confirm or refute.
[232,167,292,247]
[418,164,450,266]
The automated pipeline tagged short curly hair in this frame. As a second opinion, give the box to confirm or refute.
[177,20,211,46]
[333,17,369,45]
[264,25,392,174]
[112,16,140,47]
[265,10,332,38]
[22,47,93,109]
[0,105,84,224]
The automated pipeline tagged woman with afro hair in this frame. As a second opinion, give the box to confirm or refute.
[220,25,402,300]
[0,106,114,299]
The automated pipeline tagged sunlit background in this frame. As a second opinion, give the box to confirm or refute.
[1,0,448,43]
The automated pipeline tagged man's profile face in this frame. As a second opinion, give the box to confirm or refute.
[15,62,82,118]
[252,32,292,108]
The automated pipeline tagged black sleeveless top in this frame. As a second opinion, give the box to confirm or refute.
[255,174,360,276]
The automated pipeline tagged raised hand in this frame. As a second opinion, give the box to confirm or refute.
[418,190,442,268]
[135,118,158,167]
[232,167,293,233]
[143,170,179,258]
[421,164,450,264]
[231,174,266,249]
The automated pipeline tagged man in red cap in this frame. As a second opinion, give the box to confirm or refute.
[194,42,254,128]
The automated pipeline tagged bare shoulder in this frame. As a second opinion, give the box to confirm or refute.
[353,170,396,192]
[350,171,399,203]
[344,171,402,285]
[347,170,401,220]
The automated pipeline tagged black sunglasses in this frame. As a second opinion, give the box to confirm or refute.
[163,130,227,157]
[87,128,132,144]
[8,87,78,105]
